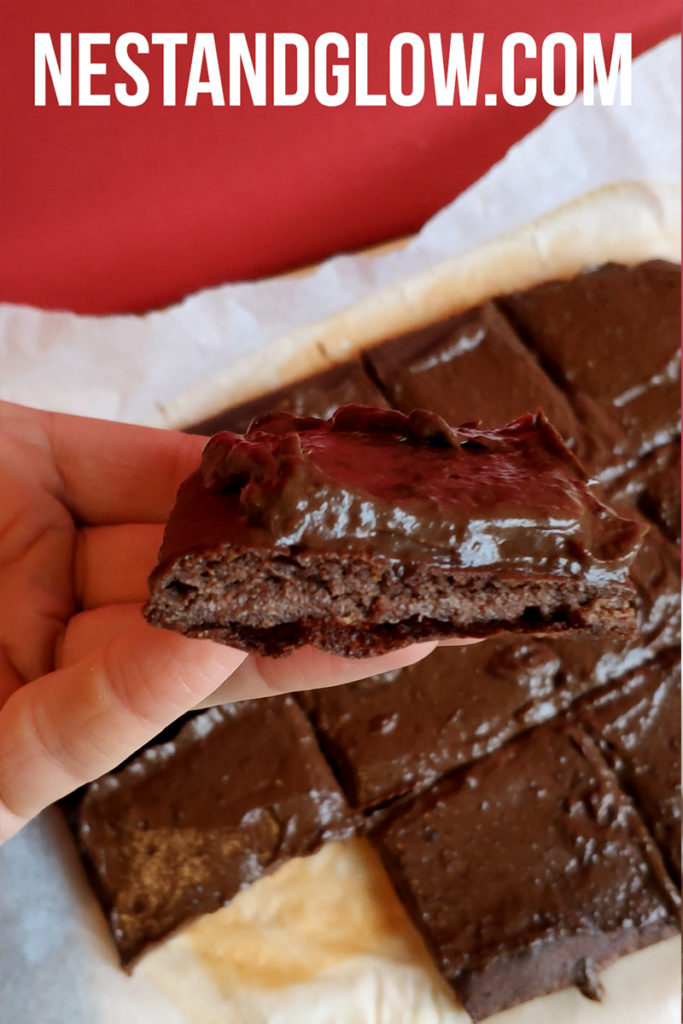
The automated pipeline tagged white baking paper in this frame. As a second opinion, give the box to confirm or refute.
[0,35,680,1024]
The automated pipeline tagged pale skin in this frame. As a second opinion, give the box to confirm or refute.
[0,401,476,846]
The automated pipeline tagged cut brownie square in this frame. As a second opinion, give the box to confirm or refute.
[77,697,356,966]
[299,637,600,810]
[364,301,582,449]
[606,440,681,547]
[576,649,681,881]
[185,359,388,435]
[498,261,681,477]
[367,721,680,1021]
[144,406,643,658]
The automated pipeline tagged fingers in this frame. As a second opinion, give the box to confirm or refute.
[39,404,208,524]
[195,640,440,707]
[74,524,164,609]
[0,619,246,844]
[0,645,24,709]
[57,605,143,668]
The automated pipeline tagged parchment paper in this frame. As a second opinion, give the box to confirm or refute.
[0,36,680,1024]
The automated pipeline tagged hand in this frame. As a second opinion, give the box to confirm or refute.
[0,402,458,844]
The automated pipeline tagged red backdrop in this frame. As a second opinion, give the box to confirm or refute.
[0,1,677,314]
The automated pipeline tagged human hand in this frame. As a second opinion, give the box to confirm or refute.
[0,402,458,844]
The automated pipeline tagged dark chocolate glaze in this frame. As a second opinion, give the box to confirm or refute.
[367,722,680,1021]
[77,697,355,966]
[576,649,681,882]
[498,261,681,477]
[185,359,389,435]
[159,406,642,582]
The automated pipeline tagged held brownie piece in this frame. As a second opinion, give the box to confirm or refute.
[77,697,356,966]
[367,721,681,1022]
[144,406,643,658]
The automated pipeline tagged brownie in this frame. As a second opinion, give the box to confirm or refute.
[185,359,388,435]
[365,301,583,450]
[367,722,680,1021]
[499,261,681,477]
[299,638,601,810]
[576,649,681,881]
[144,406,643,657]
[77,697,355,966]
[607,440,681,546]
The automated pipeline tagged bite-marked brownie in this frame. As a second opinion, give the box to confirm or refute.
[576,649,681,881]
[367,722,680,1022]
[144,406,643,658]
[364,301,582,449]
[299,638,599,810]
[498,261,681,477]
[77,697,355,966]
[185,359,388,435]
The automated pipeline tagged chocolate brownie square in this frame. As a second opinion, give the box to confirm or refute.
[368,722,680,1021]
[299,637,599,810]
[499,261,681,476]
[77,697,355,966]
[607,440,681,546]
[364,301,582,448]
[576,649,681,880]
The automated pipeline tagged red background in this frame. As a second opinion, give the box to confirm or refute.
[0,2,678,315]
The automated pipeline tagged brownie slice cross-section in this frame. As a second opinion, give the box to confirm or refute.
[145,406,643,658]
[77,696,356,966]
[367,721,680,1022]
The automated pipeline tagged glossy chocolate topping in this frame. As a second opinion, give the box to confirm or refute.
[169,406,642,582]
[368,722,680,1021]
[77,698,355,965]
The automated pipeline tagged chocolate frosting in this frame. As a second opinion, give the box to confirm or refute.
[169,406,643,583]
